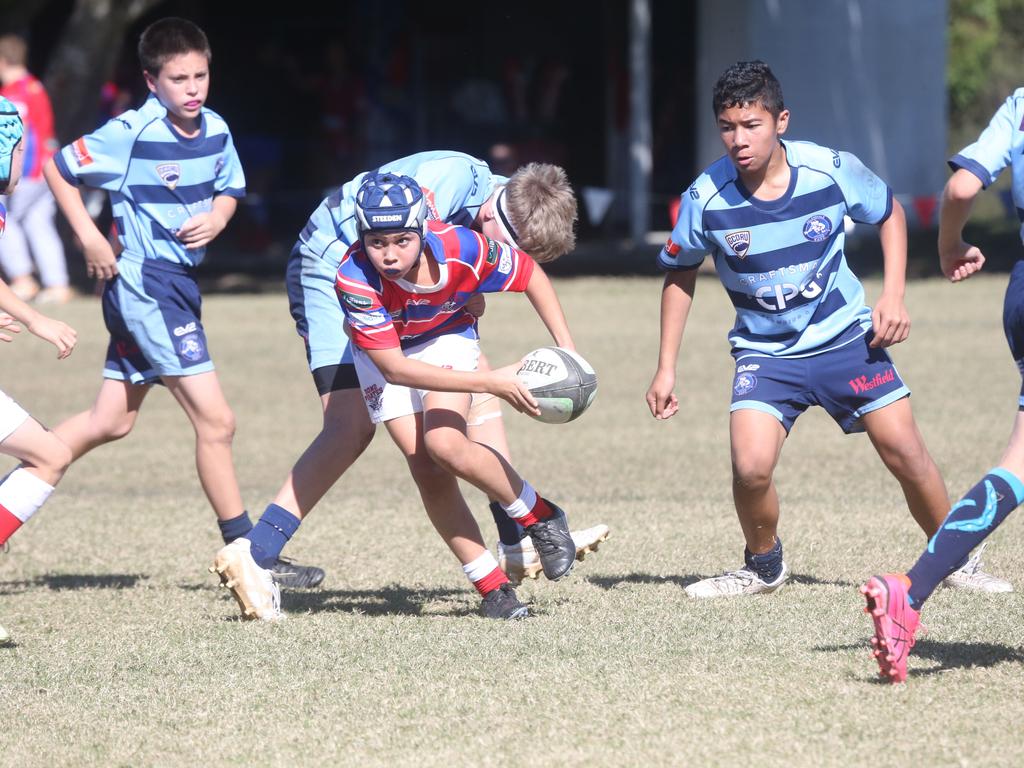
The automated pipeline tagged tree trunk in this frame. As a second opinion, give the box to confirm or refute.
[43,0,164,142]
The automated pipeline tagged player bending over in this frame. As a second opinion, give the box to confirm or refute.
[646,60,1007,599]
[213,172,578,620]
[863,86,1024,682]
[0,97,78,644]
[234,150,608,591]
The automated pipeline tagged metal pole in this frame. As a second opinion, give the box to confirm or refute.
[629,0,652,245]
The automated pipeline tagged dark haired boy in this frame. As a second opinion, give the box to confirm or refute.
[646,60,1006,598]
[41,18,321,586]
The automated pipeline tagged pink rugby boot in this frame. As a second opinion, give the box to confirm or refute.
[860,574,921,683]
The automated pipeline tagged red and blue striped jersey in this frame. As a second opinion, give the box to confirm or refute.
[336,220,534,350]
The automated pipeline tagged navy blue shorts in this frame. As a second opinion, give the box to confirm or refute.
[102,257,213,385]
[1003,260,1024,408]
[730,331,910,434]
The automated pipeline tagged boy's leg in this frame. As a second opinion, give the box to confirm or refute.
[685,408,790,598]
[861,397,1010,592]
[469,391,610,583]
[52,378,150,460]
[383,411,526,619]
[0,414,72,547]
[422,389,575,581]
[162,371,244,522]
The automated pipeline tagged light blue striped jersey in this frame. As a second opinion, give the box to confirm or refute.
[298,150,506,268]
[949,88,1024,242]
[659,139,893,357]
[54,95,245,267]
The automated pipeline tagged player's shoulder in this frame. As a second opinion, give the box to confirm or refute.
[96,100,163,141]
[426,220,482,263]
[338,245,380,286]
[782,139,851,174]
[683,156,737,211]
[200,106,233,135]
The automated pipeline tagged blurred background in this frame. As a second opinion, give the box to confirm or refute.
[4,0,1024,285]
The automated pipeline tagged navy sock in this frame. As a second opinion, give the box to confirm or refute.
[245,504,301,569]
[744,537,783,583]
[490,501,527,546]
[218,511,253,544]
[907,468,1024,608]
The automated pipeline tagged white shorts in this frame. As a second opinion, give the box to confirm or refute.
[353,334,481,424]
[0,388,30,443]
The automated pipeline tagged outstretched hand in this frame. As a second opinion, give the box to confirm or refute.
[0,312,22,343]
[27,315,78,359]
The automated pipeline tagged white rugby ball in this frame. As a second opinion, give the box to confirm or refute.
[515,347,598,424]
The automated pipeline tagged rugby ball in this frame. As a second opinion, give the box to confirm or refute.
[515,347,597,424]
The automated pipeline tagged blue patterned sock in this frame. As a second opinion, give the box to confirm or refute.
[244,504,300,568]
[744,537,783,583]
[490,501,526,545]
[218,511,253,544]
[907,468,1024,608]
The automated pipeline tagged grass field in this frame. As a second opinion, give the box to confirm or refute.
[2,273,1024,767]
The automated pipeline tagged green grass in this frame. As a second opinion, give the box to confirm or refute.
[2,274,1024,767]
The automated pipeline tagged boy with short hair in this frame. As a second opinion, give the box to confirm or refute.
[0,33,70,304]
[41,18,315,581]
[646,60,1004,599]
[0,97,78,644]
[213,172,578,621]
[863,85,1024,683]
[241,151,607,590]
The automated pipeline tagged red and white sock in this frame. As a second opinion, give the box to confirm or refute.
[0,468,55,546]
[500,481,552,528]
[463,550,509,596]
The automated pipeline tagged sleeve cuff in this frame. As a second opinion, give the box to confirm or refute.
[53,152,81,187]
[948,155,992,189]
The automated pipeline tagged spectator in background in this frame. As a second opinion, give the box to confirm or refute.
[0,34,71,304]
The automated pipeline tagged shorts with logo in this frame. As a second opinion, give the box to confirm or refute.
[352,333,481,424]
[1002,260,1024,407]
[286,243,358,394]
[102,256,214,384]
[730,330,909,434]
[0,388,30,442]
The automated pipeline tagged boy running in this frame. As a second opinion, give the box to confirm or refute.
[863,86,1024,682]
[646,60,1005,599]
[40,18,316,582]
[213,172,577,621]
[0,97,78,644]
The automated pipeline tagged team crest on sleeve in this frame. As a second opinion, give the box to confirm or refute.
[341,292,373,310]
[485,239,499,265]
[157,163,181,190]
[664,237,681,257]
[71,137,93,166]
[498,247,513,274]
[724,230,751,258]
[802,215,832,242]
[733,372,757,396]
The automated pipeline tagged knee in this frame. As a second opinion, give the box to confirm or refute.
[406,452,451,491]
[877,438,933,479]
[424,431,473,474]
[196,408,236,445]
[732,456,774,494]
[47,437,73,475]
[101,413,137,442]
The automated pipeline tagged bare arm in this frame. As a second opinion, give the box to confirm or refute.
[645,269,697,419]
[870,198,910,349]
[365,345,539,415]
[43,158,118,280]
[523,262,574,350]
[938,168,986,282]
[0,278,77,358]
[177,195,238,249]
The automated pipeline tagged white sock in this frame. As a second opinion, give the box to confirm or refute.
[500,481,537,520]
[0,468,55,523]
